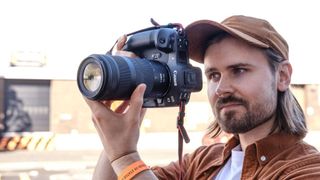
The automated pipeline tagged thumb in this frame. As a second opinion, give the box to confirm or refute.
[127,84,146,116]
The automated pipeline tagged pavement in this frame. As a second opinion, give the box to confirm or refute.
[0,131,319,180]
[0,132,204,180]
[0,150,97,180]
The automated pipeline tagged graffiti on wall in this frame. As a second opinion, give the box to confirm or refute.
[3,89,32,132]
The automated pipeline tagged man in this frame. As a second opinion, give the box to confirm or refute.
[84,15,320,179]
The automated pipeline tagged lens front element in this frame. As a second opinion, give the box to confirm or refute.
[83,62,102,92]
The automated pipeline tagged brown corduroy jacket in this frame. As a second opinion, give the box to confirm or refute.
[152,132,320,180]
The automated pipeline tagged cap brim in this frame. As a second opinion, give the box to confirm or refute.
[185,20,269,63]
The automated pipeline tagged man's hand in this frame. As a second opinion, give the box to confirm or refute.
[84,84,146,162]
[84,35,147,162]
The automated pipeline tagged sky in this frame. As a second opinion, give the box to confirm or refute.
[0,0,319,83]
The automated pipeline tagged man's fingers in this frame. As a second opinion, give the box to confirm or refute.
[127,84,146,117]
[84,98,115,124]
[101,100,113,108]
[115,35,138,58]
[115,101,130,113]
[140,108,147,119]
[116,35,127,51]
[84,98,104,113]
[115,50,137,58]
[139,108,147,126]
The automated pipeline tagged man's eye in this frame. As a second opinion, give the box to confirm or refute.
[233,68,247,75]
[209,73,221,82]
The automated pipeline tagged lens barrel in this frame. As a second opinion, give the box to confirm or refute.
[77,54,170,100]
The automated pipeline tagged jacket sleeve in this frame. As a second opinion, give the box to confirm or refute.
[150,145,210,179]
[281,153,320,180]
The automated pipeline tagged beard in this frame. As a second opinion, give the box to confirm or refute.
[215,94,276,134]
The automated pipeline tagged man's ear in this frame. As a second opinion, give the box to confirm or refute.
[277,60,292,92]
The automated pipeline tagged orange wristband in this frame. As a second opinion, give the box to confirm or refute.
[118,160,149,180]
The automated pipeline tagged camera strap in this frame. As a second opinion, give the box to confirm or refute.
[177,100,190,180]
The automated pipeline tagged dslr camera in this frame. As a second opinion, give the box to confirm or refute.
[77,24,202,107]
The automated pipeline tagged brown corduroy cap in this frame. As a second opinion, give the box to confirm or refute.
[185,15,288,63]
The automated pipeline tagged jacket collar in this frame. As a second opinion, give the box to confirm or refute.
[249,132,303,165]
[203,132,303,172]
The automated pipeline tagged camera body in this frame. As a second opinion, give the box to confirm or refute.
[124,28,202,107]
[77,27,202,108]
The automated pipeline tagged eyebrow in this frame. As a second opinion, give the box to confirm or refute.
[205,63,252,75]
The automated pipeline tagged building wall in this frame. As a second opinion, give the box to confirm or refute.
[50,80,94,133]
[0,78,5,132]
[304,85,320,130]
[49,81,320,133]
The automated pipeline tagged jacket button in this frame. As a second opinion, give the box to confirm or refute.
[260,155,267,162]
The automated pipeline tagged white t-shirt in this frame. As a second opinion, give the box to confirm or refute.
[215,145,244,180]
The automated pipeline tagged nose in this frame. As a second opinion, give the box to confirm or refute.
[215,77,234,98]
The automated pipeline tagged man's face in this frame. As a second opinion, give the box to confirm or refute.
[204,37,278,134]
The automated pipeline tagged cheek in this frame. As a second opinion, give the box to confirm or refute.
[207,82,217,106]
[244,79,276,105]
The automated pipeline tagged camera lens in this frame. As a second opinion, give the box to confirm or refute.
[77,54,170,100]
[83,62,102,92]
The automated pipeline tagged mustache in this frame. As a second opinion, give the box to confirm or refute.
[215,95,248,109]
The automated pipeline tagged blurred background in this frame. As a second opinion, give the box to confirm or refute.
[0,0,320,179]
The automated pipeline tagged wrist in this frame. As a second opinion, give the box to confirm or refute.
[111,152,158,179]
[109,150,137,163]
[111,151,141,174]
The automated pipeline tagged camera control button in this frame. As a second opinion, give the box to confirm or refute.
[152,53,162,60]
[156,98,163,104]
[184,71,197,86]
[159,38,166,44]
